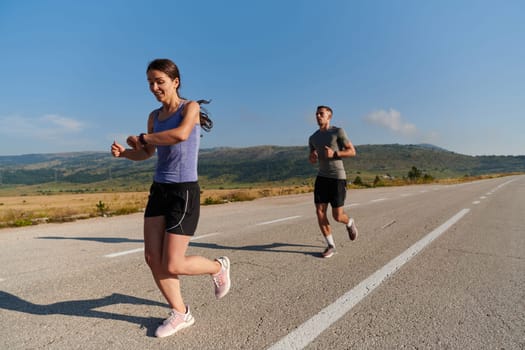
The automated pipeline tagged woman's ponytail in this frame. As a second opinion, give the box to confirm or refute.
[197,99,213,132]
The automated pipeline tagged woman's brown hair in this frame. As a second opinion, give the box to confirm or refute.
[147,59,213,132]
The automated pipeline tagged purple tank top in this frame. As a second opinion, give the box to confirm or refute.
[153,102,201,183]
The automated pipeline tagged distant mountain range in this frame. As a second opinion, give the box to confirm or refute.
[0,144,523,188]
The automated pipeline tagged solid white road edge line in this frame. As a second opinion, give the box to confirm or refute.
[104,232,221,258]
[256,216,302,226]
[267,208,471,350]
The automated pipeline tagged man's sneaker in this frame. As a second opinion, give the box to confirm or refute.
[322,245,335,258]
[155,306,195,338]
[212,256,231,299]
[347,218,358,241]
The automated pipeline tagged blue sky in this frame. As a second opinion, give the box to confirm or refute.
[1,0,524,156]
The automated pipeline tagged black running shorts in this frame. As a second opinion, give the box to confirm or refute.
[144,182,200,236]
[314,176,347,208]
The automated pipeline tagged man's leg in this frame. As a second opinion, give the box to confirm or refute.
[332,206,349,225]
[332,206,358,241]
[316,203,331,237]
[316,203,336,257]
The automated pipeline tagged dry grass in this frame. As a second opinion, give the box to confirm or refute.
[0,173,515,228]
[201,185,312,204]
[0,186,313,228]
[0,192,148,227]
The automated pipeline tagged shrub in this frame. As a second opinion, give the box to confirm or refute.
[14,218,33,227]
[204,197,222,205]
[373,176,384,187]
[96,200,109,216]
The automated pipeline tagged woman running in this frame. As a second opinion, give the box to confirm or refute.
[111,58,231,338]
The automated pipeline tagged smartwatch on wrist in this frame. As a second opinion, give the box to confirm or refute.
[139,133,147,145]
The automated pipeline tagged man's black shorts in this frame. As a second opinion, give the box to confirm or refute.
[314,176,347,208]
[144,182,200,236]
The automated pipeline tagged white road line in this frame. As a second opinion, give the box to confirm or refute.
[256,216,302,226]
[104,232,221,258]
[0,278,5,282]
[370,198,387,203]
[191,232,221,241]
[268,208,471,350]
[105,248,144,258]
[473,201,481,205]
[492,179,514,192]
[480,196,487,200]
[344,203,360,208]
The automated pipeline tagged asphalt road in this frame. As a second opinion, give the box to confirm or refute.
[1,175,524,350]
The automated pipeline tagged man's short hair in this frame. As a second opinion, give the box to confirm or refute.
[317,105,333,115]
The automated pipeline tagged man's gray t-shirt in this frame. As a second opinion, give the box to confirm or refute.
[309,126,349,180]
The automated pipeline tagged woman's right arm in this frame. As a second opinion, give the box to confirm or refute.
[111,113,156,161]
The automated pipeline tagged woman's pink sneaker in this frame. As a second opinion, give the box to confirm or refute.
[212,256,231,299]
[155,306,195,338]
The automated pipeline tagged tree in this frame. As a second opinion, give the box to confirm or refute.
[408,166,422,181]
[373,175,382,187]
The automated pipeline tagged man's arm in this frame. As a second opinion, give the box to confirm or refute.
[335,140,356,158]
[309,148,318,164]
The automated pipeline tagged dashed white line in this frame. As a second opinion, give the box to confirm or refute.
[105,248,144,258]
[370,198,387,203]
[344,203,360,208]
[256,216,302,226]
[473,201,481,205]
[191,232,221,241]
[268,208,471,350]
[0,278,5,282]
[104,232,221,258]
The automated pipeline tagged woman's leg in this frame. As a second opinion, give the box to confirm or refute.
[144,216,222,313]
[144,216,186,312]
[163,233,222,279]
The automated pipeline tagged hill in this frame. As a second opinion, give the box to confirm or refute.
[0,144,523,191]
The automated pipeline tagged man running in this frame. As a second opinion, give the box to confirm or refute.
[308,105,358,258]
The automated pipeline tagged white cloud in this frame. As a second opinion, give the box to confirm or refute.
[364,109,417,136]
[42,114,84,131]
[0,113,94,154]
[0,114,85,139]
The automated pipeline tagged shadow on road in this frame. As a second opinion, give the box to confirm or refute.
[37,237,323,256]
[37,236,143,244]
[0,291,164,336]
[190,241,322,257]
